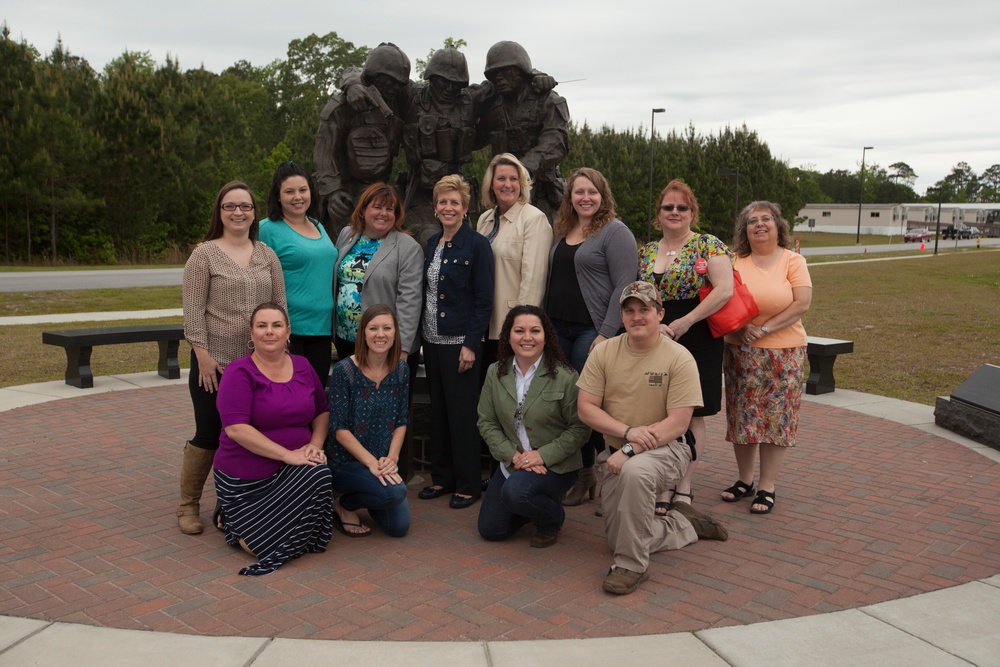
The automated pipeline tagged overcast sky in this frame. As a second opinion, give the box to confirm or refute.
[5,0,999,194]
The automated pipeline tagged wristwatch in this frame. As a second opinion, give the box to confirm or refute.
[760,324,769,334]
[621,443,636,457]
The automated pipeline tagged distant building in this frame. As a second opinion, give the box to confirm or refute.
[796,203,1000,236]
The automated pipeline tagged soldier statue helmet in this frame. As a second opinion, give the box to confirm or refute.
[424,46,469,86]
[484,41,532,78]
[363,42,411,83]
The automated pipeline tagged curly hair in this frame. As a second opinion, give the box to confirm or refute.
[732,201,792,257]
[495,305,572,379]
[554,168,618,239]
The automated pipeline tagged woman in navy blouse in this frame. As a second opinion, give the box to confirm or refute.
[325,304,410,537]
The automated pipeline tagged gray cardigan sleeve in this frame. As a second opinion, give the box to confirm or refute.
[597,221,639,338]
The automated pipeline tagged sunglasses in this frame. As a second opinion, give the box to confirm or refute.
[660,204,690,213]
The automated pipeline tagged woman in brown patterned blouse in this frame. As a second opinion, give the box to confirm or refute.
[178,181,286,535]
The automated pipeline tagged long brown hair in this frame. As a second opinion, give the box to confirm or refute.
[205,181,259,242]
[495,305,571,379]
[354,304,402,370]
[554,168,617,239]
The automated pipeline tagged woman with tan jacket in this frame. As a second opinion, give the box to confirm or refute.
[476,153,553,371]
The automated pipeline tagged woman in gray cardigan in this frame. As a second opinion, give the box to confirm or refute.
[546,168,638,506]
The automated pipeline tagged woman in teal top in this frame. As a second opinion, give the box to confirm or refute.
[259,162,337,386]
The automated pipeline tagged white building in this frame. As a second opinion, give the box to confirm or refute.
[796,203,1000,235]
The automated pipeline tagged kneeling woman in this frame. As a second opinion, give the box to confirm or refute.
[213,303,333,576]
[326,305,410,537]
[477,305,590,548]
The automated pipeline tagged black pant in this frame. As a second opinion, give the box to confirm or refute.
[424,342,483,497]
[188,350,222,451]
[290,334,333,389]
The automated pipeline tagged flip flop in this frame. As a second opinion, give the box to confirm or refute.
[333,512,371,538]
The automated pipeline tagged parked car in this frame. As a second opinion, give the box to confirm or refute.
[942,225,977,240]
[904,228,932,242]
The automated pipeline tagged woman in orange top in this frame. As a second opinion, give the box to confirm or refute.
[721,201,812,515]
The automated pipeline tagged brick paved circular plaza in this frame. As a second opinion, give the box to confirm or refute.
[1,385,998,640]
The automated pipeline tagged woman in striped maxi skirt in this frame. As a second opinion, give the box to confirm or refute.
[213,303,334,575]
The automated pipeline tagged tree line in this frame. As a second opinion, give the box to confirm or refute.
[3,24,992,264]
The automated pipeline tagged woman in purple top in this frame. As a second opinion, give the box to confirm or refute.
[214,303,333,576]
[326,304,410,538]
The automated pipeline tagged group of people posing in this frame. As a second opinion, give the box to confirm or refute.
[178,154,812,594]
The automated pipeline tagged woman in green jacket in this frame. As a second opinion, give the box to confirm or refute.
[477,305,591,548]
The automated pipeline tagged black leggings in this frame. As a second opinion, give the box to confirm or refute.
[188,350,222,451]
[290,334,333,389]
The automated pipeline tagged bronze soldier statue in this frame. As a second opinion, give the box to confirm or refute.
[313,42,409,237]
[400,47,479,247]
[322,41,568,242]
[477,41,569,224]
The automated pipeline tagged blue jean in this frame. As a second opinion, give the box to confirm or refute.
[329,460,410,537]
[551,318,599,373]
[551,317,603,467]
[478,467,578,540]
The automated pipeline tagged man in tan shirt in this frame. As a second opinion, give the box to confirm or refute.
[578,281,728,595]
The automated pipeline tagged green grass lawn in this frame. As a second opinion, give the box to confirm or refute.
[3,251,999,405]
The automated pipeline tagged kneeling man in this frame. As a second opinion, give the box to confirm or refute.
[577,281,727,595]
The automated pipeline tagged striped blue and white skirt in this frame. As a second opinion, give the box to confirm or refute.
[214,464,334,576]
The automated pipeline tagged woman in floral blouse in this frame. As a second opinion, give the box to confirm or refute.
[637,179,734,515]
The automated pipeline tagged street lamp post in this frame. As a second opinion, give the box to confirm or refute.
[718,167,740,231]
[647,107,665,242]
[856,146,874,244]
[928,187,943,256]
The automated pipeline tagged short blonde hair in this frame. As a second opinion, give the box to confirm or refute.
[433,175,471,209]
[481,153,532,209]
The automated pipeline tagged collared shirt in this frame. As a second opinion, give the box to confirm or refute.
[503,353,543,479]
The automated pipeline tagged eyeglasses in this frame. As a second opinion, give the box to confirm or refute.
[748,215,774,225]
[221,203,254,212]
[660,204,690,213]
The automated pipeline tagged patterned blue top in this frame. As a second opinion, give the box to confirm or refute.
[335,234,382,341]
[325,357,410,465]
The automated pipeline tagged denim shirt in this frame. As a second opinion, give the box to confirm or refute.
[422,221,495,350]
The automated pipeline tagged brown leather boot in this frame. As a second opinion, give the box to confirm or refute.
[177,442,214,535]
[561,465,596,507]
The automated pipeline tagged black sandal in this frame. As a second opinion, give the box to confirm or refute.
[654,501,671,516]
[213,502,225,532]
[721,480,755,503]
[749,489,775,515]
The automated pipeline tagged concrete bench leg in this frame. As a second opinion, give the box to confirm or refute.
[64,346,94,389]
[806,354,838,395]
[158,339,181,380]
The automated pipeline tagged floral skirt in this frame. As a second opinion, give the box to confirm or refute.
[215,464,334,576]
[724,344,805,447]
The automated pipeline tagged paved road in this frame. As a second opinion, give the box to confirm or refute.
[1,238,996,292]
[798,236,999,256]
[0,268,183,292]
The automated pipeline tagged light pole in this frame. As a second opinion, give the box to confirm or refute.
[718,167,739,232]
[647,107,665,242]
[856,146,874,244]
[928,186,943,255]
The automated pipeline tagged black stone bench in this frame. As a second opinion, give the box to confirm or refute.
[42,324,185,388]
[806,336,855,395]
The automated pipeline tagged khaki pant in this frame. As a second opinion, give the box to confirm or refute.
[600,441,698,572]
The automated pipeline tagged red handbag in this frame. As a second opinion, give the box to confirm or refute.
[699,269,759,338]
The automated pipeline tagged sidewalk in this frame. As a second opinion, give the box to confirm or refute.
[2,368,999,665]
